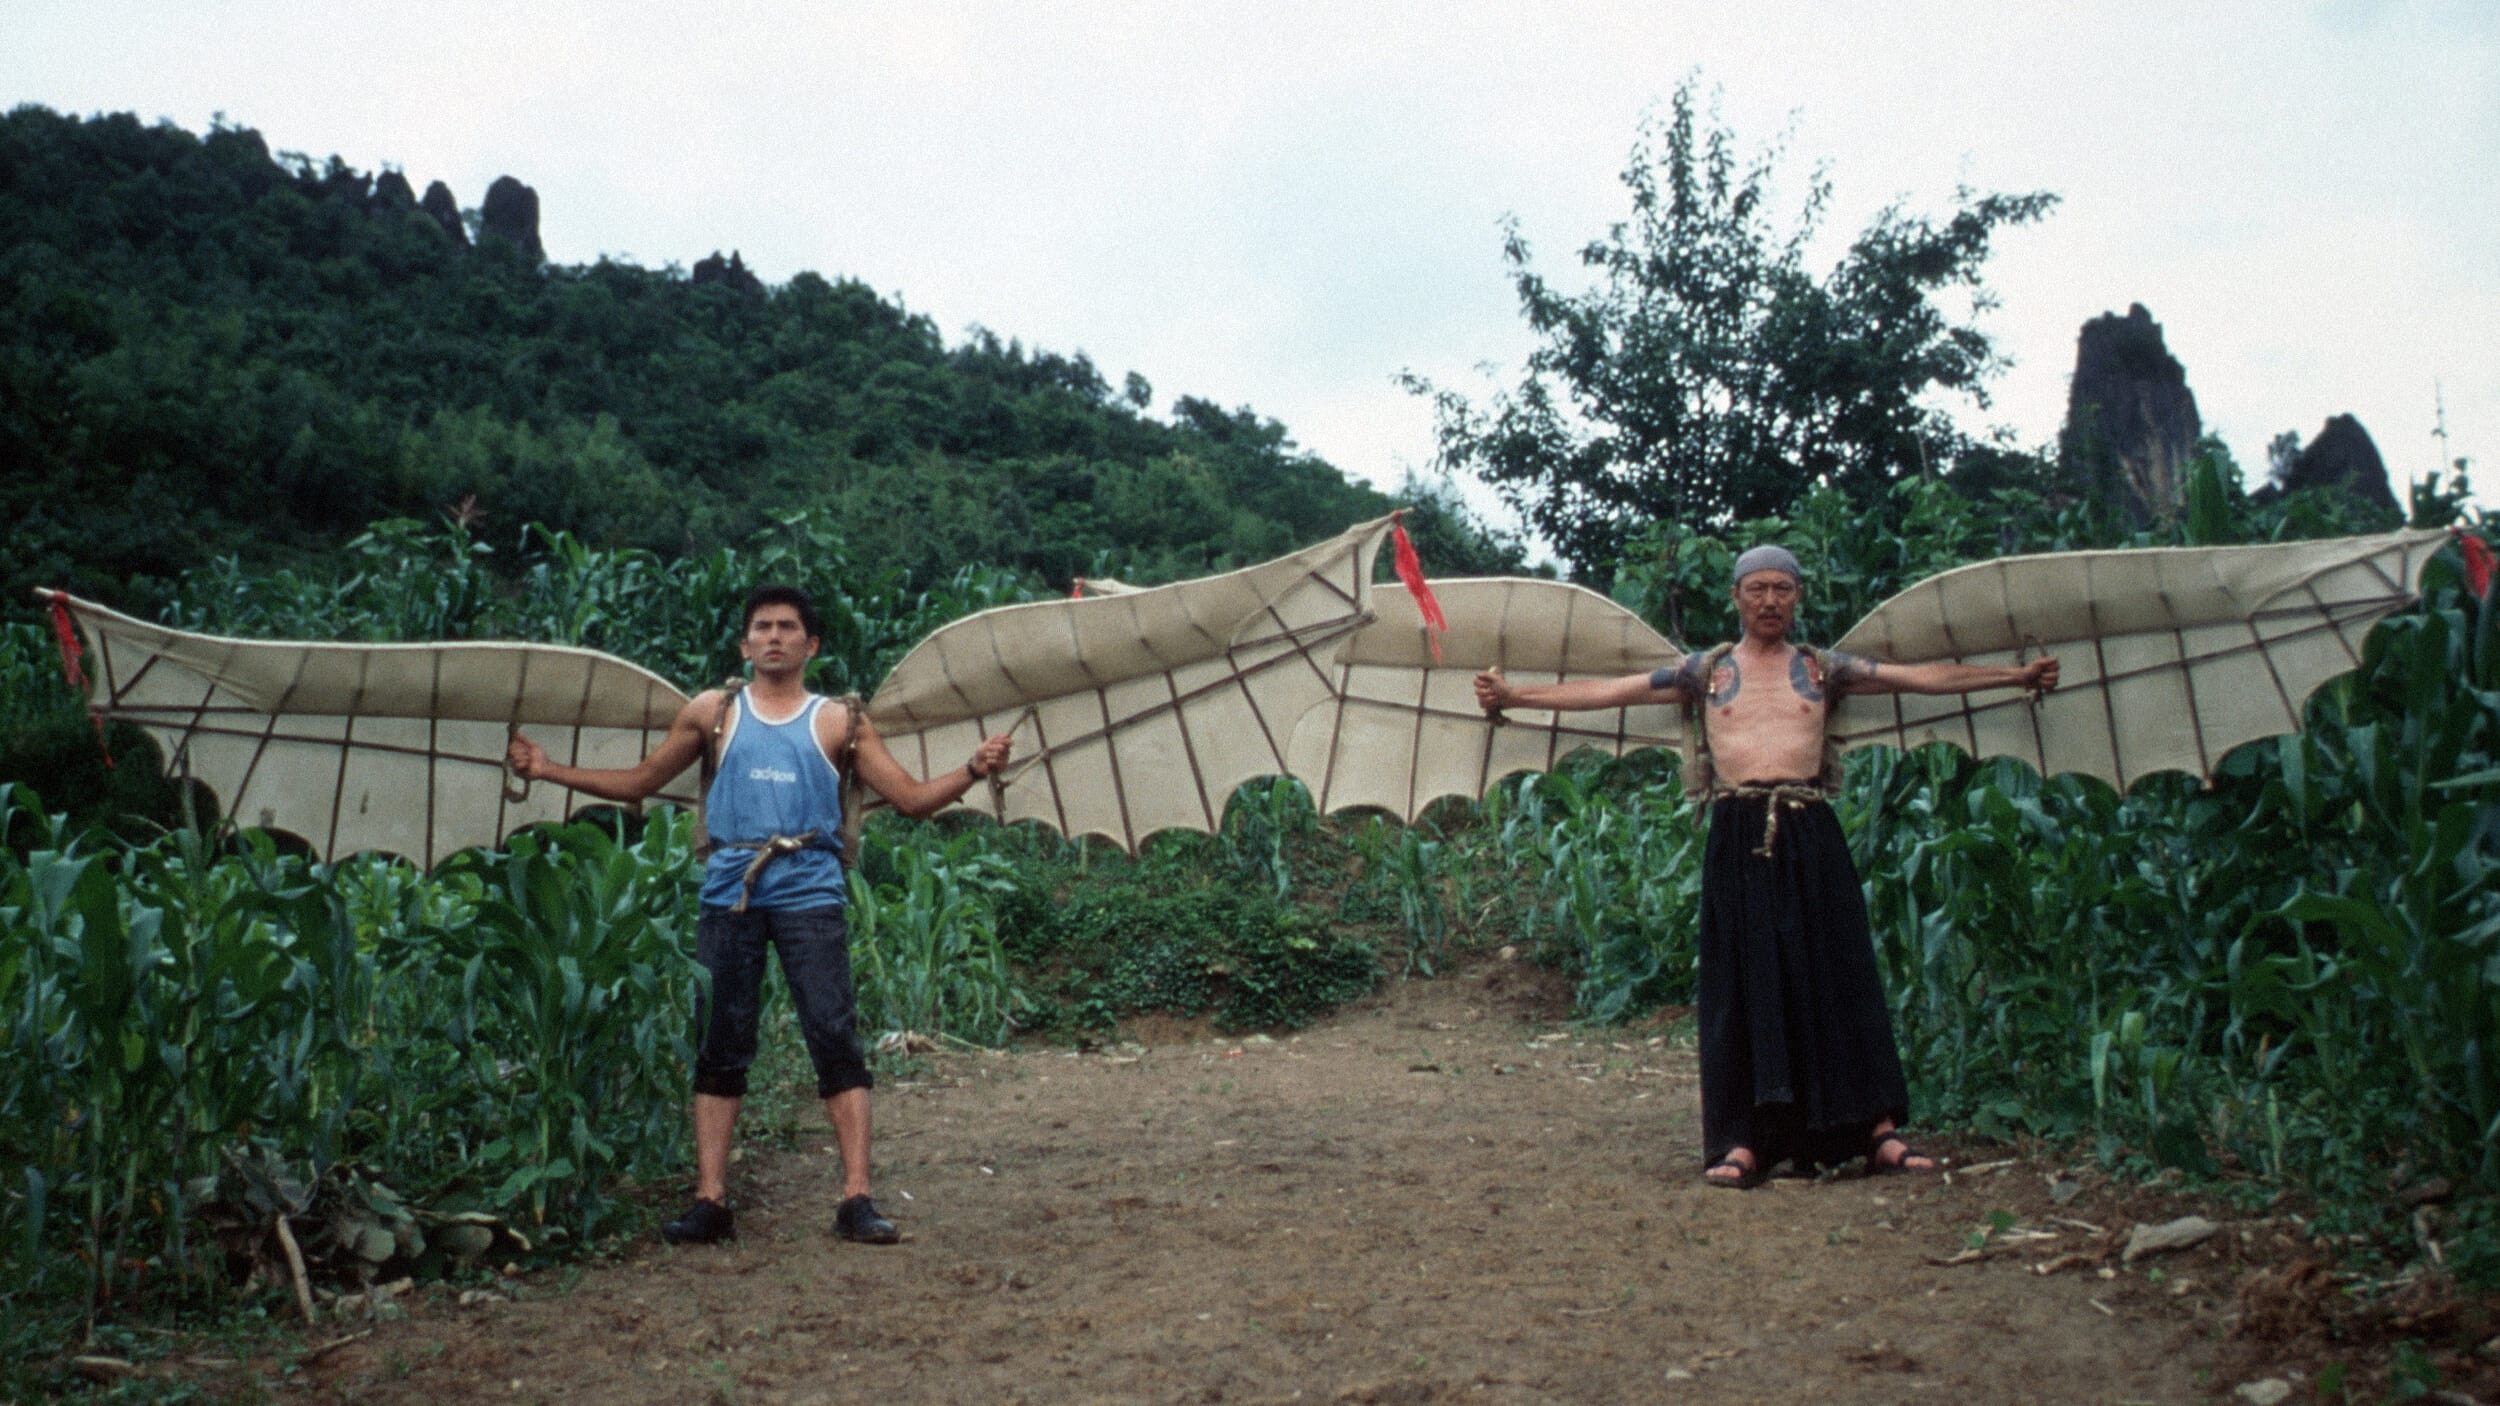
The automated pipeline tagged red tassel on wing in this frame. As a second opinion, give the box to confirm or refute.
[41,593,112,766]
[1391,515,1448,663]
[2462,532,2496,600]
[44,593,85,690]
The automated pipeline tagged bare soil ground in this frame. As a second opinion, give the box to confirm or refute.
[287,963,2451,1405]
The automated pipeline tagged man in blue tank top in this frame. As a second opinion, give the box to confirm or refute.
[508,585,1014,1245]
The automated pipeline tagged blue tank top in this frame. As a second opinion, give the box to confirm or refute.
[699,692,848,911]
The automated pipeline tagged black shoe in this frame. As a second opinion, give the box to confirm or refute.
[833,1194,899,1244]
[663,1198,735,1245]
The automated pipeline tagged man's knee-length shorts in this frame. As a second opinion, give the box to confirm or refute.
[691,905,873,1099]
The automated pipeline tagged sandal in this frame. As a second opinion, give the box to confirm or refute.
[1705,1151,1768,1190]
[1866,1131,1936,1176]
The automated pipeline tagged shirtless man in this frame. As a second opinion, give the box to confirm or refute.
[509,585,1013,1242]
[1474,546,2057,1188]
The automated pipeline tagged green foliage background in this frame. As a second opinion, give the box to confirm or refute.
[2,94,2494,1403]
[0,104,1521,608]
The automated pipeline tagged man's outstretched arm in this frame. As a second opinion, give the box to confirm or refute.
[506,693,718,804]
[1474,658,1695,716]
[1829,653,2059,698]
[846,715,1014,820]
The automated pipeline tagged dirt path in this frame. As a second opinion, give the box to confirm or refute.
[309,964,2260,1404]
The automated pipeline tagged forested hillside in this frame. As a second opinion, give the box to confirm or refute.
[0,105,1516,606]
[4,92,2498,1403]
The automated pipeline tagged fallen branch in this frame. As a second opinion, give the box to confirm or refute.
[70,1356,140,1384]
[299,1329,374,1365]
[2031,1252,2102,1276]
[271,1214,316,1327]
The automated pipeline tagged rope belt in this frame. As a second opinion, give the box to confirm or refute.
[702,833,835,912]
[1709,781,1831,858]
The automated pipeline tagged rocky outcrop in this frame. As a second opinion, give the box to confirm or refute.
[2261,414,2400,513]
[478,176,543,262]
[691,250,765,296]
[317,163,371,205]
[2059,304,2202,529]
[418,180,468,246]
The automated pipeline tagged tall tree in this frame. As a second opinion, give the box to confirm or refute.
[1406,81,2056,579]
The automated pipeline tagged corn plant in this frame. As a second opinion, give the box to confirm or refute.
[425,814,700,1232]
[0,791,704,1336]
[1220,776,1318,901]
[846,826,1026,1046]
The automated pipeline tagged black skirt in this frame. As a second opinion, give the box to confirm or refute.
[1696,791,1909,1171]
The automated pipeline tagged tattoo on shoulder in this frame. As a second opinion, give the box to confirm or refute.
[1661,651,1740,706]
[1709,655,1739,706]
[1826,651,1878,691]
[1788,649,1824,703]
[1653,652,1735,705]
[1659,653,1703,697]
[1791,649,1880,702]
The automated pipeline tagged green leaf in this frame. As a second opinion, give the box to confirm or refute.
[490,1164,545,1207]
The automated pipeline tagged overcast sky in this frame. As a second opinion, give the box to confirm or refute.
[7,2,2495,531]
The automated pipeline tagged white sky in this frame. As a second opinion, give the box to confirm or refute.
[7,2,2495,533]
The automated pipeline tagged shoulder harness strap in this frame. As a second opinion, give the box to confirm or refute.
[1803,644,1847,794]
[833,694,867,870]
[693,678,747,857]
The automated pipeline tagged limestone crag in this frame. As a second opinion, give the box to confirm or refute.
[2060,304,2201,529]
[2263,414,2400,514]
[691,250,766,296]
[479,176,544,263]
[419,180,468,246]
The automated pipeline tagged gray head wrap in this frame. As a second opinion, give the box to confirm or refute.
[1732,545,1802,586]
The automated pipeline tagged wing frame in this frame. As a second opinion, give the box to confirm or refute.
[45,591,699,867]
[864,516,1399,852]
[1286,576,1689,826]
[1825,529,2451,792]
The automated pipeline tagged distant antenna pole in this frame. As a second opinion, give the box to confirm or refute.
[2433,379,2452,472]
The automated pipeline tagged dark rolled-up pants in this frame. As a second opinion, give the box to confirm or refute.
[691,905,874,1099]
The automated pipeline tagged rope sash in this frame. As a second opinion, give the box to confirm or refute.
[703,833,839,912]
[1709,780,1831,858]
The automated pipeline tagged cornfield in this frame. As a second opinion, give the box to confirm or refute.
[1,478,2493,1378]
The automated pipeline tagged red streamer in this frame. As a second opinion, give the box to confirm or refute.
[42,594,112,767]
[2463,532,2496,600]
[44,593,86,690]
[1391,515,1448,664]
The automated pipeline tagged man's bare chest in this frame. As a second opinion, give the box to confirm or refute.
[1701,647,1832,743]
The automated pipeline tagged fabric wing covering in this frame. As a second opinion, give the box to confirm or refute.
[866,514,1398,851]
[46,593,697,867]
[1287,578,1684,824]
[1830,529,2451,790]
[40,524,2451,865]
